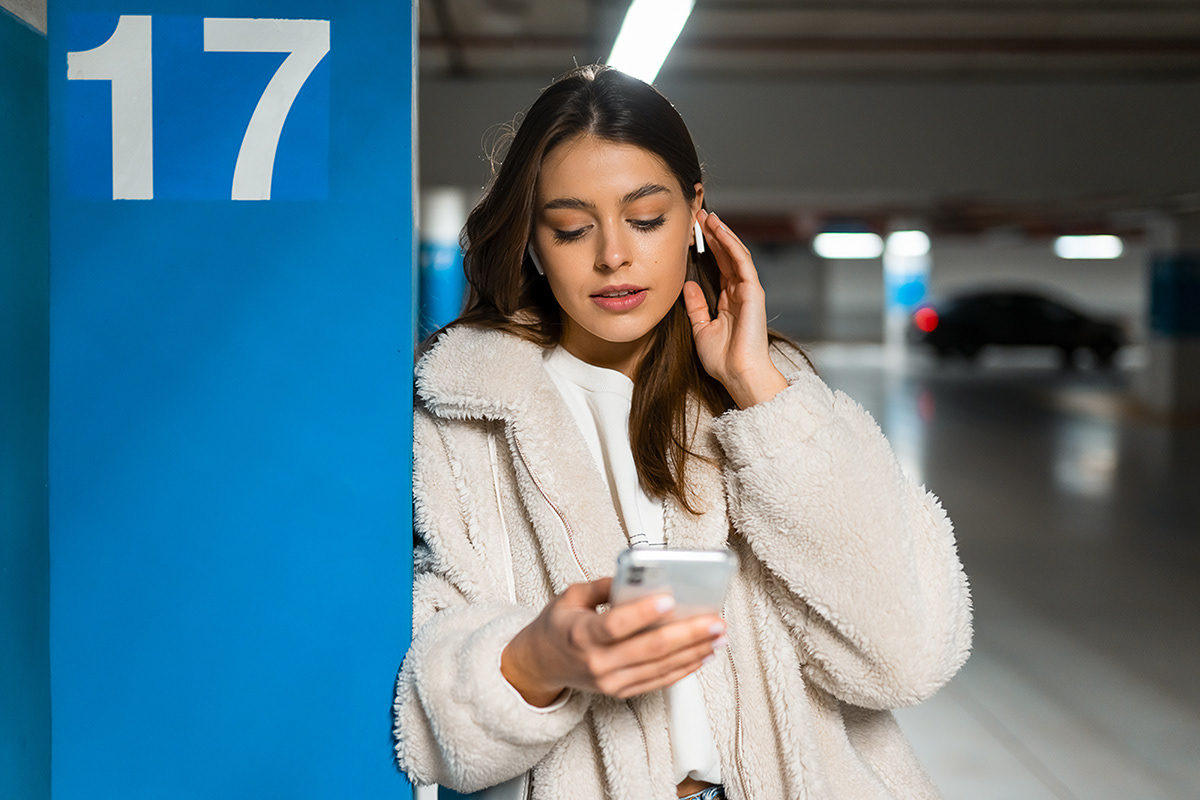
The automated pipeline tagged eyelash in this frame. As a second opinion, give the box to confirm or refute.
[551,215,667,243]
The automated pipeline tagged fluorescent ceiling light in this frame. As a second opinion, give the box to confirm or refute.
[813,232,884,259]
[885,230,931,258]
[1054,235,1123,260]
[607,0,695,84]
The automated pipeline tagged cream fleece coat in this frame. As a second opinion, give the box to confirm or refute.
[394,326,972,800]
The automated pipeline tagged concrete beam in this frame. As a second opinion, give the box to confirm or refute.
[1,0,46,33]
[419,75,1200,213]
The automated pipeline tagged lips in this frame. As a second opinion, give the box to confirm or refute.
[592,284,645,298]
[590,284,648,311]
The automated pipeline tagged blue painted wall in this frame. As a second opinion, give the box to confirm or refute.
[47,2,414,797]
[0,8,50,800]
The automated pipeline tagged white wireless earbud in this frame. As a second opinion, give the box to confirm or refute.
[527,243,544,275]
[694,219,706,254]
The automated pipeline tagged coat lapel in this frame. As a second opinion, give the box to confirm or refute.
[417,327,630,591]
[417,326,734,592]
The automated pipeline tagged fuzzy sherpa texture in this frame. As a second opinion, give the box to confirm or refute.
[395,326,973,799]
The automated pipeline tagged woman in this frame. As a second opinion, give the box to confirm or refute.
[394,65,972,800]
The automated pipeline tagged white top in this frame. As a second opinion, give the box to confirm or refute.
[544,346,723,786]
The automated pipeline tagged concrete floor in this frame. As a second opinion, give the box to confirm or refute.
[812,344,1200,800]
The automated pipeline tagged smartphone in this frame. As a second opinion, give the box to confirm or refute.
[611,548,738,620]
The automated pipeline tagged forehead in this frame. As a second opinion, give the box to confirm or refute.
[537,136,679,200]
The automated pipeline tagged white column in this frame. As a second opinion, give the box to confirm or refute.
[418,186,469,339]
[883,224,931,369]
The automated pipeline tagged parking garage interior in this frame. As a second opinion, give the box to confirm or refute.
[416,3,1200,797]
[3,1,1199,798]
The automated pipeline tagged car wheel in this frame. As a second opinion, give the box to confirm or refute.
[1093,343,1118,369]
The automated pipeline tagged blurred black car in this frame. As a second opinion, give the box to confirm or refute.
[909,289,1126,367]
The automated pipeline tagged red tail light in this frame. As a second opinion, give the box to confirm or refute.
[914,307,939,333]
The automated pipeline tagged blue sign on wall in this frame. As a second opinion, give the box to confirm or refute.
[65,13,330,200]
[418,240,465,339]
[49,2,414,798]
[1150,254,1200,337]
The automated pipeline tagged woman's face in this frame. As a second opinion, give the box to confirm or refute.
[531,135,703,375]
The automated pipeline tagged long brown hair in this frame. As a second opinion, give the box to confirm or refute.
[440,65,755,512]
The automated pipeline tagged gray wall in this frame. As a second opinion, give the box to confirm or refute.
[421,75,1191,342]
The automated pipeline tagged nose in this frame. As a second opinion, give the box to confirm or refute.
[595,223,632,272]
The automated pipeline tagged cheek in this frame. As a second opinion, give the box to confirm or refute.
[640,227,690,272]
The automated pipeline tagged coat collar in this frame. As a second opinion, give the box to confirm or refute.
[416,325,557,423]
[417,326,731,587]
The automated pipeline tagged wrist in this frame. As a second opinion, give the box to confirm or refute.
[725,366,788,409]
[501,628,565,708]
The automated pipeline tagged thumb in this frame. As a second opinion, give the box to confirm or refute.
[683,281,712,331]
[561,577,612,609]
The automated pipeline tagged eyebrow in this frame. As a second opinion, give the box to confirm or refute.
[542,182,672,211]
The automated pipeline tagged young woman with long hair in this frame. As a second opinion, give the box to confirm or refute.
[394,65,972,800]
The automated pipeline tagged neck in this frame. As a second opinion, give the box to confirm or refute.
[559,329,652,379]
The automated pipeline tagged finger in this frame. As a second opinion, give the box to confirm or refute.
[700,213,739,283]
[604,630,727,698]
[705,212,752,263]
[682,280,713,330]
[560,577,612,610]
[615,656,712,699]
[605,613,724,670]
[705,212,761,285]
[593,592,678,644]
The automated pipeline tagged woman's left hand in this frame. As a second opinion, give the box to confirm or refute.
[683,209,789,409]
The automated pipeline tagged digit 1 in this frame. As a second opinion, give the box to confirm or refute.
[67,15,154,201]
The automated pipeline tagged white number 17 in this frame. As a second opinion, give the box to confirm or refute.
[67,16,330,201]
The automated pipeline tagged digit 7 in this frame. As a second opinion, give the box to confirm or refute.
[204,18,330,201]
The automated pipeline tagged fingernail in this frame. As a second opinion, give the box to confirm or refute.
[712,635,728,651]
[655,596,676,614]
[709,621,725,636]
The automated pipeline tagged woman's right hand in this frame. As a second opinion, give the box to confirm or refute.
[500,577,727,706]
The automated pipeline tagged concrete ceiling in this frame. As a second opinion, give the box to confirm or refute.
[420,0,1200,80]
[1,0,46,33]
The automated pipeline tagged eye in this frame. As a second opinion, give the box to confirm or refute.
[552,227,588,243]
[631,215,666,232]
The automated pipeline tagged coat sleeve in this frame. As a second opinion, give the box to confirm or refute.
[394,407,590,792]
[711,347,972,710]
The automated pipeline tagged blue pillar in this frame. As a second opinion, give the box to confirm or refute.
[47,3,414,797]
[0,8,50,800]
[1142,212,1200,417]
